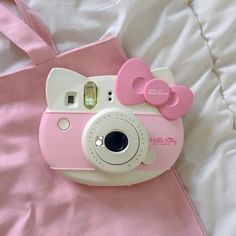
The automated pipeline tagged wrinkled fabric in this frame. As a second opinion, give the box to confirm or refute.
[0,0,218,235]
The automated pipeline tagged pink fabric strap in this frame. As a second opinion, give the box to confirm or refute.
[0,3,56,65]
[14,0,57,53]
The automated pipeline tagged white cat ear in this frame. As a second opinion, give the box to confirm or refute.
[46,68,87,111]
[151,67,174,84]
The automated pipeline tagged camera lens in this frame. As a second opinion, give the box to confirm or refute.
[104,131,128,152]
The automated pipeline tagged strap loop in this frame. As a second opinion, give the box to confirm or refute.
[14,0,57,53]
[0,3,56,65]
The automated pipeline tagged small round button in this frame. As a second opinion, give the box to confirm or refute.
[58,118,70,131]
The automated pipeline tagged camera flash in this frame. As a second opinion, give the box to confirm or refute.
[84,81,97,109]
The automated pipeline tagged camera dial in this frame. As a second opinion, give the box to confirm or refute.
[82,109,148,173]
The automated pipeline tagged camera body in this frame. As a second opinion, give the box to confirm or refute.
[39,60,188,186]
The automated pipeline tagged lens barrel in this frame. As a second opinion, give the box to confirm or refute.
[104,131,128,152]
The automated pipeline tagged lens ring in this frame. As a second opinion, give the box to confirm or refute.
[94,119,139,165]
[104,131,128,152]
[82,108,149,173]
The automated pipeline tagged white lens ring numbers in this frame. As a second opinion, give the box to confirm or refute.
[82,109,148,173]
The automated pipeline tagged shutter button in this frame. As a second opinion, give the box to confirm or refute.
[58,118,70,130]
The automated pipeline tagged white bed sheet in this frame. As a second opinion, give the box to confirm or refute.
[1,0,236,235]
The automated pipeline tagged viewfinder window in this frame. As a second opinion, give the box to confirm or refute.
[68,95,75,104]
[65,92,77,107]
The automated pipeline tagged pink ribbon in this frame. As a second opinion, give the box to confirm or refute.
[115,58,193,120]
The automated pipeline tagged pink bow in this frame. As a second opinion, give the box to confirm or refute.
[114,58,193,120]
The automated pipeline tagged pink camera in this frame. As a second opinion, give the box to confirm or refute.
[39,58,193,186]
